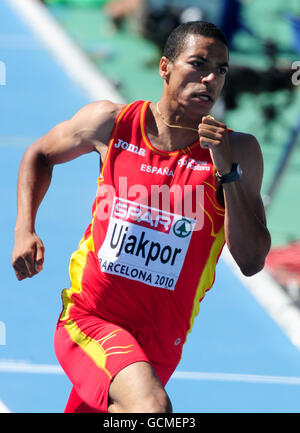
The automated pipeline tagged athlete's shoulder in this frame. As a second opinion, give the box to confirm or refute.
[70,100,125,147]
[229,130,261,155]
[73,99,124,128]
[93,99,125,119]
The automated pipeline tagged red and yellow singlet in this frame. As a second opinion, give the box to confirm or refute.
[56,100,225,410]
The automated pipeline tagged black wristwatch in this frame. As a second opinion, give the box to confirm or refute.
[216,163,243,184]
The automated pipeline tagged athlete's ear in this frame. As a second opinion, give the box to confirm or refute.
[159,56,172,82]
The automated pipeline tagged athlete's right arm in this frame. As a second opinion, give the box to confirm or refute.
[12,100,123,281]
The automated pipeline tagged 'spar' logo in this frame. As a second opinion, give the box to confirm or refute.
[112,197,173,233]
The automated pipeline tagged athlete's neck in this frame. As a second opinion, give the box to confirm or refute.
[146,102,201,152]
[157,100,202,130]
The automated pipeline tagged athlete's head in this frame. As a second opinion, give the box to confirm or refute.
[159,21,229,119]
[162,21,228,63]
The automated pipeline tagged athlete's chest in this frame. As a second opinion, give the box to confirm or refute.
[108,137,215,189]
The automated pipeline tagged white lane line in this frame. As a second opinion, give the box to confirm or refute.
[0,360,64,374]
[6,0,125,103]
[173,371,300,385]
[0,135,38,148]
[1,360,300,386]
[221,246,300,351]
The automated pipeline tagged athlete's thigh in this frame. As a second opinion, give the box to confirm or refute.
[54,313,149,412]
[108,361,172,413]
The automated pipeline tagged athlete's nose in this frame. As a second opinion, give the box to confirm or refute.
[201,71,216,83]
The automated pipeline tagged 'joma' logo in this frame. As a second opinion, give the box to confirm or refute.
[114,138,146,156]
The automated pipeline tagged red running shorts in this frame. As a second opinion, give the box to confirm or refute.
[54,309,174,413]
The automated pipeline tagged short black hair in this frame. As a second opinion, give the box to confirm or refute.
[162,21,228,62]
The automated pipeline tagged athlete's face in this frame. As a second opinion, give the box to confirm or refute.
[160,34,229,118]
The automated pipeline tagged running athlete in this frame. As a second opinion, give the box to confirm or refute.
[12,21,271,413]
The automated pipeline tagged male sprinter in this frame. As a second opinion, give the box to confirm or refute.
[12,21,271,413]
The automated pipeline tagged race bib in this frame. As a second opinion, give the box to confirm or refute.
[98,197,196,290]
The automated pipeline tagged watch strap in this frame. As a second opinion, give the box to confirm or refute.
[216,163,242,184]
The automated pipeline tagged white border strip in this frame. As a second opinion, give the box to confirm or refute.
[0,400,11,413]
[6,0,125,103]
[221,246,300,350]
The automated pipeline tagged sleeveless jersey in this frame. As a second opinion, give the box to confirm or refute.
[60,100,225,364]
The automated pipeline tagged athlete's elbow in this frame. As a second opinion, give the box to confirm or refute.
[237,231,271,276]
[239,259,265,277]
[240,246,270,276]
[234,245,269,276]
[237,244,270,276]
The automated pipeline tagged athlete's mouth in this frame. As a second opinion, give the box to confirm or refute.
[191,92,213,102]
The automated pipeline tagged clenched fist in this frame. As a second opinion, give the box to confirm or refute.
[198,115,233,176]
[12,230,44,281]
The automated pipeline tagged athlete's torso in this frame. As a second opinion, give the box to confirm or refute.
[61,100,225,363]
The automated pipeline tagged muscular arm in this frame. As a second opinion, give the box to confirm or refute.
[222,133,271,276]
[199,118,271,276]
[12,100,122,280]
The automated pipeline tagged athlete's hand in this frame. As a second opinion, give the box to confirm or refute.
[12,231,45,281]
[198,116,233,175]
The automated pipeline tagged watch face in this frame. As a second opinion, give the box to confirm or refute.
[237,164,243,176]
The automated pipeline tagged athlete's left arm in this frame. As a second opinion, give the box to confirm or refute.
[222,132,271,275]
[199,118,271,276]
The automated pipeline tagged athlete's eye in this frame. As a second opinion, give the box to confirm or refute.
[217,66,228,75]
[191,60,203,68]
